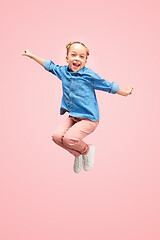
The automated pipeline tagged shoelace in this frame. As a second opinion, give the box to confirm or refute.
[75,157,82,167]
[83,155,89,164]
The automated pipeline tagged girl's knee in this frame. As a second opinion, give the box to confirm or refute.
[52,132,63,144]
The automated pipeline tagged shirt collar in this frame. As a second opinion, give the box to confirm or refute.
[67,65,86,75]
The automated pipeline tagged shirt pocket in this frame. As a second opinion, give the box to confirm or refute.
[76,80,92,98]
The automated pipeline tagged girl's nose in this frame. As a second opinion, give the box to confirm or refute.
[75,55,80,60]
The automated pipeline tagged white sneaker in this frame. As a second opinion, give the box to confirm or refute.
[82,145,95,171]
[73,155,83,173]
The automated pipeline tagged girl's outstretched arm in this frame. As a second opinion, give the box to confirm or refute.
[22,50,45,67]
[117,86,133,96]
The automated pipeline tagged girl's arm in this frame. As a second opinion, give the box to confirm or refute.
[22,50,45,67]
[117,86,133,96]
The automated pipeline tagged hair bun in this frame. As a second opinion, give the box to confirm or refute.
[66,42,73,49]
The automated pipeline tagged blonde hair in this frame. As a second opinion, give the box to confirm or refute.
[66,41,90,58]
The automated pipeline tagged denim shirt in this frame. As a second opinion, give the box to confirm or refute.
[44,60,119,121]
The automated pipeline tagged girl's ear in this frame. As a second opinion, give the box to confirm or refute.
[66,56,68,62]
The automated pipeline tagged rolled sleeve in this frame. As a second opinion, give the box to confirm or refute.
[110,82,119,94]
[44,60,52,71]
[44,60,62,80]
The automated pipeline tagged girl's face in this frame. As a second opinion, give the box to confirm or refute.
[66,43,87,72]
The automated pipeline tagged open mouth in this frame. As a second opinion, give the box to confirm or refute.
[73,62,80,67]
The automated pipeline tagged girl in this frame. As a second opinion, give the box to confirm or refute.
[22,41,133,173]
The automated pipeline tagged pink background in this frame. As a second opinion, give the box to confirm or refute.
[1,0,160,239]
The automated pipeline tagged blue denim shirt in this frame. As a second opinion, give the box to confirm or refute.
[44,60,119,121]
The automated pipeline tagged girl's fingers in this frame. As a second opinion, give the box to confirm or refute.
[130,88,133,94]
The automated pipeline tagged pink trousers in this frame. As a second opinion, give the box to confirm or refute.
[52,116,99,157]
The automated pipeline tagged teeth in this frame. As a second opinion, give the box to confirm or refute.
[73,63,80,66]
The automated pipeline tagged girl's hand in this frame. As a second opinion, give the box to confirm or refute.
[125,86,134,96]
[22,49,33,58]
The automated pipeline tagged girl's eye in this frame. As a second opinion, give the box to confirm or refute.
[71,54,76,56]
[81,56,84,58]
